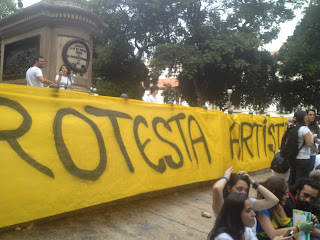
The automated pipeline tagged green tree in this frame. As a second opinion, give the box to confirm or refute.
[161,84,183,104]
[0,0,17,56]
[88,0,304,105]
[0,0,17,19]
[91,35,147,99]
[151,0,305,107]
[276,0,320,112]
[88,0,186,99]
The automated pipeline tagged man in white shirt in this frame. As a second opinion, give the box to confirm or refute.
[26,56,54,87]
[146,85,159,103]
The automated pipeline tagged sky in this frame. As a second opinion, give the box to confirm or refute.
[18,0,304,51]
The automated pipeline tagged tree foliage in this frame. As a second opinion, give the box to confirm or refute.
[91,35,147,99]
[0,0,17,19]
[276,0,320,112]
[161,84,183,104]
[0,0,17,56]
[151,0,303,107]
[88,0,187,99]
[88,0,305,105]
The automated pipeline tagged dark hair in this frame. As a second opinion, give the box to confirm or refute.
[34,55,44,64]
[294,110,307,126]
[306,109,316,115]
[150,85,159,94]
[306,109,319,133]
[257,176,287,212]
[223,173,250,198]
[309,170,320,182]
[290,177,319,196]
[59,64,71,76]
[208,193,248,240]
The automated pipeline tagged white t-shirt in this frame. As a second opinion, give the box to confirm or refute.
[26,66,43,87]
[55,75,74,90]
[214,227,258,240]
[297,126,312,159]
[146,95,158,103]
[249,198,257,234]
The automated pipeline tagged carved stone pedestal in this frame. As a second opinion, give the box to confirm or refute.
[0,0,106,92]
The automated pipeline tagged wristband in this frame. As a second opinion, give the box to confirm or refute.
[220,176,229,183]
[296,226,300,232]
[252,182,260,190]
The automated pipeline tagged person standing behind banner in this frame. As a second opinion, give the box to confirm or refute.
[26,56,54,87]
[146,85,159,103]
[55,65,74,90]
[290,110,315,184]
[306,109,320,173]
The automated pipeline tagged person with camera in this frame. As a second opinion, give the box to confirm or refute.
[55,65,74,90]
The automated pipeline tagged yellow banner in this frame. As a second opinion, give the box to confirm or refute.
[0,84,287,228]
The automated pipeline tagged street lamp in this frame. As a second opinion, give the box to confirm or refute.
[227,88,233,114]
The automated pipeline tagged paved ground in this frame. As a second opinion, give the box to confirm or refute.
[0,169,286,240]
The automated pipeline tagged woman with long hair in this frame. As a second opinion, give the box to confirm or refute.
[212,167,278,215]
[305,109,320,173]
[256,176,314,240]
[287,110,314,185]
[212,167,278,234]
[208,193,292,240]
[55,64,74,90]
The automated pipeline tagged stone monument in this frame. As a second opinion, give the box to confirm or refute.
[0,0,107,92]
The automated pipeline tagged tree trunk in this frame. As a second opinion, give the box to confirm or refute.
[192,77,207,107]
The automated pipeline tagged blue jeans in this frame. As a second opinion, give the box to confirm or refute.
[310,155,316,173]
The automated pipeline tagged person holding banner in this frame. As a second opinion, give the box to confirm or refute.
[208,193,293,240]
[26,56,55,87]
[55,65,74,90]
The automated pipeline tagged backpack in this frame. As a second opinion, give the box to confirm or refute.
[271,151,289,173]
[280,124,304,159]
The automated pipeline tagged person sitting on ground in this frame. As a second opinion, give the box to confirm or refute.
[208,193,293,240]
[284,177,320,239]
[212,167,279,233]
[212,167,278,215]
[55,64,74,90]
[309,170,320,221]
[256,176,314,240]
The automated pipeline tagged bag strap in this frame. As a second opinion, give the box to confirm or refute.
[298,142,305,154]
[297,126,305,155]
[288,191,296,206]
[66,76,70,88]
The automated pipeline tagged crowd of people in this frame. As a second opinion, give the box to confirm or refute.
[26,56,74,90]
[208,109,320,240]
[209,168,320,240]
